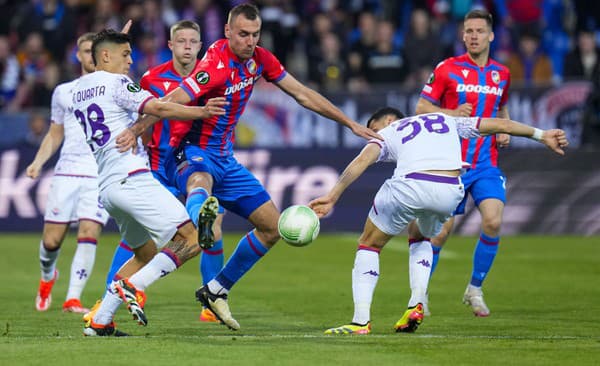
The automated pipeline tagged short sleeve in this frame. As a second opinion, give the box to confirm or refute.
[113,75,154,113]
[50,86,65,125]
[455,116,482,139]
[179,57,226,100]
[420,61,448,105]
[256,47,286,82]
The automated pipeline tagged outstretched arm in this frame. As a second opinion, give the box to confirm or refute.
[116,88,225,152]
[309,143,380,217]
[26,123,65,178]
[478,118,569,155]
[275,73,382,141]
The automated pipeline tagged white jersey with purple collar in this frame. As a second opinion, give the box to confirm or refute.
[369,113,481,178]
[51,79,98,177]
[71,70,154,189]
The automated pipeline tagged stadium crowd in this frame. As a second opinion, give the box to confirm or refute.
[0,0,599,141]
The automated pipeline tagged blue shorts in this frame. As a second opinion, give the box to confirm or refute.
[453,167,506,215]
[151,150,183,199]
[174,144,269,218]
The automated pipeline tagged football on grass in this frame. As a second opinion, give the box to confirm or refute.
[278,205,320,247]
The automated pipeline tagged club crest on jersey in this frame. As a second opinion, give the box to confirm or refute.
[127,83,141,92]
[246,59,257,74]
[491,70,500,84]
[196,71,210,85]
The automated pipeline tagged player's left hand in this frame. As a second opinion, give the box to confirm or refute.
[116,128,138,153]
[496,133,510,148]
[542,129,569,155]
[351,123,383,141]
[308,196,335,218]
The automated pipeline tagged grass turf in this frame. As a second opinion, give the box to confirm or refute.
[1,233,599,365]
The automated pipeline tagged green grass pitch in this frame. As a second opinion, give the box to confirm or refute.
[1,233,599,365]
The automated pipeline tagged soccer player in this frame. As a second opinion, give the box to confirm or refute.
[76,29,227,336]
[114,3,381,331]
[415,9,511,316]
[310,108,568,334]
[26,33,108,314]
[102,20,225,323]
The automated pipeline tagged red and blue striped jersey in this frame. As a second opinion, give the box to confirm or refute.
[420,53,511,169]
[140,60,200,171]
[180,39,286,156]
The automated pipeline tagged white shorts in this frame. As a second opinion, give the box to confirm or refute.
[99,172,191,249]
[44,175,110,225]
[368,173,464,237]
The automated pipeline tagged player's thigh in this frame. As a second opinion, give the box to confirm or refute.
[43,175,79,224]
[75,177,110,226]
[470,169,506,207]
[174,145,219,195]
[217,161,271,219]
[367,181,413,236]
[101,174,190,248]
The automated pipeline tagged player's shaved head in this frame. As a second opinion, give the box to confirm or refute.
[367,107,404,129]
[227,3,260,24]
[91,29,131,66]
[170,20,200,40]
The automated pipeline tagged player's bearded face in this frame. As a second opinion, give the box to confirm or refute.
[462,18,493,57]
[226,16,261,60]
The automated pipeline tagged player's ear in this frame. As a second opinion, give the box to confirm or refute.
[167,40,173,51]
[224,23,231,39]
[489,31,494,43]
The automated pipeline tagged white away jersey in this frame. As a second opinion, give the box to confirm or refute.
[71,71,154,189]
[51,79,98,176]
[371,113,481,177]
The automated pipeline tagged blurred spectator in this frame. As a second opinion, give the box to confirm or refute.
[258,0,300,65]
[364,19,408,85]
[581,66,600,148]
[506,32,553,85]
[403,8,443,88]
[131,32,171,80]
[11,0,76,62]
[88,0,123,33]
[347,11,377,88]
[307,32,348,92]
[129,0,169,49]
[30,61,60,107]
[563,29,600,81]
[24,109,49,147]
[179,0,225,55]
[0,35,28,111]
[16,32,51,106]
[495,0,545,50]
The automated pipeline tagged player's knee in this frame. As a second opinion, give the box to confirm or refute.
[186,172,213,193]
[256,226,279,246]
[481,216,502,236]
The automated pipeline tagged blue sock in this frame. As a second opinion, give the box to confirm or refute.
[200,239,224,285]
[105,240,133,290]
[430,244,443,277]
[470,233,499,287]
[215,231,269,291]
[186,187,209,226]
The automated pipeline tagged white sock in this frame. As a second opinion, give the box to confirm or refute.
[93,282,122,325]
[351,247,380,325]
[39,241,60,281]
[66,239,97,300]
[408,240,433,307]
[207,279,228,295]
[128,251,178,291]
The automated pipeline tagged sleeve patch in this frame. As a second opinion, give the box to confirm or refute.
[195,71,210,85]
[127,83,142,92]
